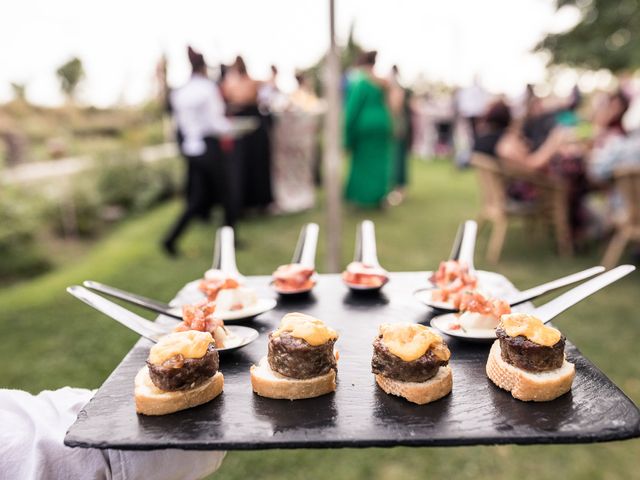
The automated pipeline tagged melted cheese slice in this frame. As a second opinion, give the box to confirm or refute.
[500,313,561,347]
[379,323,450,362]
[273,312,338,346]
[148,331,213,365]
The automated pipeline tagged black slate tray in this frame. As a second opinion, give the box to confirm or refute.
[65,272,640,450]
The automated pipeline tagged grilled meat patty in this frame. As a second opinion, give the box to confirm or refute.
[371,337,448,383]
[267,332,336,379]
[147,344,219,391]
[496,327,565,373]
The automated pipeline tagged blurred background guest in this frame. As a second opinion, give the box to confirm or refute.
[162,46,231,257]
[344,50,392,208]
[387,65,412,205]
[269,70,323,214]
[456,75,489,142]
[473,98,512,157]
[222,56,273,212]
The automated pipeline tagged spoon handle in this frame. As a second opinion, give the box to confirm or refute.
[534,265,635,323]
[449,222,465,261]
[212,226,244,280]
[506,266,606,306]
[457,220,477,271]
[355,220,381,267]
[67,286,169,342]
[83,280,180,318]
[292,223,319,268]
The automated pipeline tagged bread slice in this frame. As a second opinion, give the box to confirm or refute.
[375,365,452,405]
[486,340,575,402]
[135,366,224,415]
[250,357,336,400]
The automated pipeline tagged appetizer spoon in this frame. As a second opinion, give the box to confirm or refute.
[533,264,635,323]
[414,266,606,313]
[415,220,478,310]
[454,219,478,275]
[344,220,389,291]
[430,264,635,342]
[82,280,277,323]
[206,226,246,283]
[83,280,183,319]
[272,223,319,295]
[67,286,259,352]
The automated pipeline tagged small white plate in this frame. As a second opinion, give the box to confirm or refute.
[218,325,260,352]
[414,270,515,311]
[430,314,498,342]
[430,303,535,342]
[215,298,277,322]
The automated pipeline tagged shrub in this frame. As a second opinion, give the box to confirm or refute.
[0,189,50,280]
[96,152,181,213]
[47,179,104,238]
[95,152,148,209]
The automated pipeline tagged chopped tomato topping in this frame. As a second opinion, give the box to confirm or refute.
[342,262,388,287]
[272,264,315,292]
[198,277,240,301]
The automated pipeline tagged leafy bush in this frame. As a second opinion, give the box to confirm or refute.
[96,152,181,212]
[0,151,182,281]
[0,189,50,280]
[47,179,104,238]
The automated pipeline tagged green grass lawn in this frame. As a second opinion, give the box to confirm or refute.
[1,158,638,479]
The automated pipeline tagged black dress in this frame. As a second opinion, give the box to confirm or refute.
[231,104,273,209]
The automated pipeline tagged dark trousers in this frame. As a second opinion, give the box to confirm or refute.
[164,138,240,247]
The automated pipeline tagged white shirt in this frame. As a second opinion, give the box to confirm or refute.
[456,84,489,118]
[0,387,226,480]
[171,75,232,156]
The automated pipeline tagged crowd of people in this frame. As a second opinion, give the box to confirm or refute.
[161,45,639,256]
[162,47,323,256]
[470,84,639,248]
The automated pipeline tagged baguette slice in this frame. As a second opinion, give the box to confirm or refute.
[135,366,224,415]
[486,340,575,402]
[250,357,336,400]
[375,365,452,405]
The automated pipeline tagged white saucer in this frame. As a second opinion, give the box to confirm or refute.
[430,303,535,343]
[217,325,260,352]
[215,297,277,322]
[414,270,516,311]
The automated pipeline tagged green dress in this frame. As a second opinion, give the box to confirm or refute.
[344,70,393,207]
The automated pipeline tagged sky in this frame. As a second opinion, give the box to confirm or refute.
[0,0,582,107]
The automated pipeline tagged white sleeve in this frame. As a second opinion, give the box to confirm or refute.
[202,84,232,136]
[0,388,226,480]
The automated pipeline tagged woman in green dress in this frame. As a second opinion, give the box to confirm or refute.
[344,51,393,207]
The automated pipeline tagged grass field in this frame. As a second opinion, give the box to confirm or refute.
[1,158,638,479]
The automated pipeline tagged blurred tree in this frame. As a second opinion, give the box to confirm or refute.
[305,22,364,96]
[537,0,640,72]
[10,82,27,103]
[56,57,85,101]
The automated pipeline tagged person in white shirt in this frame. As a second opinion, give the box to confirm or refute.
[0,387,225,480]
[456,75,489,141]
[162,47,233,256]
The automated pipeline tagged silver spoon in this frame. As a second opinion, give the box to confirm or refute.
[534,264,635,323]
[430,265,636,341]
[83,280,183,319]
[272,223,319,295]
[414,265,606,313]
[66,285,259,352]
[343,220,389,291]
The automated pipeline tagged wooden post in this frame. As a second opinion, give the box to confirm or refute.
[323,0,342,272]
